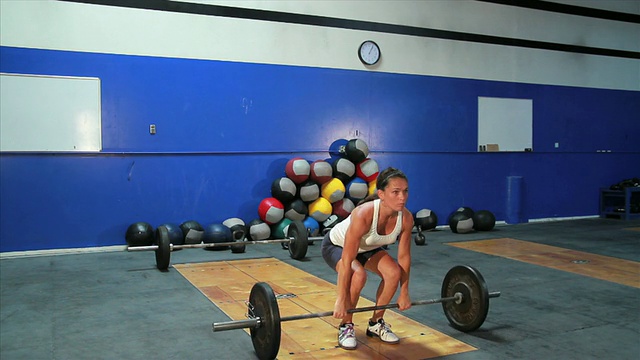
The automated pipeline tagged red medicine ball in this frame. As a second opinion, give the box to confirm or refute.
[258,197,285,225]
[285,157,310,184]
[309,160,333,185]
[356,158,379,183]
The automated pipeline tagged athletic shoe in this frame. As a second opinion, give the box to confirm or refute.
[366,318,400,344]
[338,322,357,349]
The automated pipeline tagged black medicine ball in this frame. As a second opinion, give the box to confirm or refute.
[455,206,475,219]
[414,209,438,231]
[180,220,204,244]
[473,210,496,231]
[125,222,154,246]
[271,177,297,204]
[344,138,369,164]
[449,212,474,234]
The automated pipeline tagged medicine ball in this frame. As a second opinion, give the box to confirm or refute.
[333,198,355,219]
[449,212,474,234]
[328,138,349,158]
[298,180,320,203]
[309,160,333,185]
[368,180,377,196]
[258,197,285,225]
[345,138,369,164]
[223,217,247,253]
[285,157,310,184]
[356,158,379,183]
[331,158,356,184]
[321,178,346,203]
[247,218,270,241]
[322,214,342,230]
[303,216,320,237]
[180,220,204,244]
[308,197,332,222]
[203,223,232,250]
[222,217,246,239]
[346,178,368,203]
[271,218,292,240]
[414,209,438,231]
[125,222,154,246]
[455,206,475,219]
[285,198,308,221]
[271,177,297,203]
[161,223,184,246]
[473,210,496,231]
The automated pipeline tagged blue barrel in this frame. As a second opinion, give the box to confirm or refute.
[506,176,524,224]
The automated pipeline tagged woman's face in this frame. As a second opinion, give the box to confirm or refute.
[378,177,409,211]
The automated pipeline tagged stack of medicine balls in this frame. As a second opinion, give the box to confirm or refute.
[123,138,379,256]
[250,138,380,245]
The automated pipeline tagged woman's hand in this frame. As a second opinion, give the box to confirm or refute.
[333,297,351,319]
[397,292,412,311]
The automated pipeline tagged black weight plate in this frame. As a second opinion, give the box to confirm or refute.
[441,265,489,332]
[155,226,171,271]
[249,282,281,360]
[287,220,308,260]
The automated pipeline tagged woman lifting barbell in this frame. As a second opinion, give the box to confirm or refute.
[321,167,414,350]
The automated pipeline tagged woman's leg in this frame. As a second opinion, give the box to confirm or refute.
[364,250,401,321]
[335,259,367,324]
[322,234,368,324]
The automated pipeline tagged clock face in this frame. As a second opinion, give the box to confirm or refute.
[358,40,380,65]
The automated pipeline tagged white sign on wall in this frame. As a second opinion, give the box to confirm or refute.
[478,97,533,152]
[0,73,102,152]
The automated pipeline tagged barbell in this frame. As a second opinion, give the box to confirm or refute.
[127,220,323,271]
[212,265,500,360]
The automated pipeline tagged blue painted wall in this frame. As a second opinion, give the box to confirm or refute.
[1,46,639,252]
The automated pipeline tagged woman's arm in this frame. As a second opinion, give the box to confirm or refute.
[396,208,414,310]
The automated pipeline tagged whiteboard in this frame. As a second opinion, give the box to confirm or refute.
[0,73,102,152]
[478,97,532,152]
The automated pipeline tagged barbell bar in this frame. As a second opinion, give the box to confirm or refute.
[212,265,501,360]
[127,220,319,271]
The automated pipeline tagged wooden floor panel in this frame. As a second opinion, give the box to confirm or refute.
[448,238,640,288]
[174,258,476,359]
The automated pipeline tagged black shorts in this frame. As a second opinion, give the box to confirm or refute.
[321,232,385,271]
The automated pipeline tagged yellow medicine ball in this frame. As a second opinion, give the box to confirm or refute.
[308,197,332,222]
[321,178,346,203]
[368,179,377,196]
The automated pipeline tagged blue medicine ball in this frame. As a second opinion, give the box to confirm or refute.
[203,223,232,250]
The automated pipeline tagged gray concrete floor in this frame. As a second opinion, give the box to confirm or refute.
[1,218,639,360]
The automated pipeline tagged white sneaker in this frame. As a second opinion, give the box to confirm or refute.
[366,319,399,344]
[338,323,357,350]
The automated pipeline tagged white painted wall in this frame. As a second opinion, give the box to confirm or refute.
[1,0,638,90]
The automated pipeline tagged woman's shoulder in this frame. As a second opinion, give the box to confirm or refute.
[352,201,375,220]
[401,207,414,226]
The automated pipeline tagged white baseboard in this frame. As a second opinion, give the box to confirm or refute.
[0,245,126,260]
[527,215,599,223]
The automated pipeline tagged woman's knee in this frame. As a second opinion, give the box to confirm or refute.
[380,261,401,284]
[351,266,368,289]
